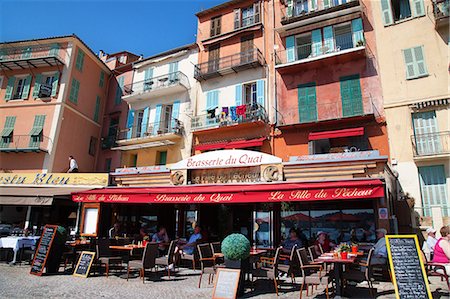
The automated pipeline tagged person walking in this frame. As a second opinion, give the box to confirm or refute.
[67,156,79,173]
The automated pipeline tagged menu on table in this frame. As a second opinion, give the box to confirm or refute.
[30,225,58,276]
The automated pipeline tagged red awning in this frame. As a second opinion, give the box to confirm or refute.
[72,179,384,204]
[194,137,265,151]
[309,127,364,141]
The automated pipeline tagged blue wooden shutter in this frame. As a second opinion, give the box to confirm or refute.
[33,74,42,98]
[141,107,149,137]
[418,165,447,216]
[171,100,181,130]
[412,0,425,17]
[302,0,309,12]
[126,109,135,139]
[5,77,15,101]
[340,75,363,117]
[323,26,335,52]
[297,83,317,123]
[380,0,393,26]
[144,68,153,91]
[153,104,162,134]
[235,84,243,106]
[412,111,440,155]
[311,29,322,57]
[286,36,296,63]
[256,80,265,107]
[351,18,364,47]
[169,61,179,82]
[22,75,32,99]
[51,72,59,97]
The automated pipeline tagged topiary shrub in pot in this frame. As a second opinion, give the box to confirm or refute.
[221,233,250,269]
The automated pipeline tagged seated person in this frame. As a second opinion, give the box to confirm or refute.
[282,228,303,253]
[371,228,388,265]
[152,226,170,254]
[432,226,450,275]
[108,222,123,239]
[177,225,202,255]
[314,231,335,256]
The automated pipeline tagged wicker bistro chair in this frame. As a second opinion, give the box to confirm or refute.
[155,240,176,278]
[278,244,298,283]
[342,248,375,297]
[296,248,330,299]
[198,243,221,288]
[96,238,123,277]
[127,243,158,283]
[420,250,450,290]
[251,247,282,296]
[308,245,319,262]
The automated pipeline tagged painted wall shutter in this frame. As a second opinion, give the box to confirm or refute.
[380,0,393,26]
[403,46,427,79]
[351,18,364,47]
[311,0,317,10]
[126,109,135,139]
[418,165,448,216]
[286,0,294,17]
[94,96,101,122]
[169,61,179,81]
[286,36,296,62]
[297,83,317,123]
[153,104,162,135]
[323,0,332,9]
[235,84,243,106]
[413,46,428,77]
[22,75,32,99]
[51,72,59,96]
[402,48,416,78]
[323,26,335,52]
[144,68,153,91]
[76,50,85,71]
[256,80,265,107]
[49,43,60,56]
[0,116,15,147]
[311,29,322,57]
[412,111,440,155]
[141,107,149,137]
[32,74,42,98]
[29,115,46,147]
[5,77,15,101]
[171,100,181,130]
[115,77,124,105]
[234,9,241,29]
[412,0,425,17]
[340,75,363,117]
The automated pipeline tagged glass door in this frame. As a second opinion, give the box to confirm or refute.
[253,210,273,248]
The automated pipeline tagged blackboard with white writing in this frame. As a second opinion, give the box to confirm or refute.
[73,251,95,278]
[386,235,432,299]
[30,225,58,276]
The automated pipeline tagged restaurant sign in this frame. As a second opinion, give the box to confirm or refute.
[170,150,282,170]
[288,150,385,164]
[0,173,109,187]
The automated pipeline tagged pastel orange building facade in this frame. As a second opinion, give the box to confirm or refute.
[0,35,112,173]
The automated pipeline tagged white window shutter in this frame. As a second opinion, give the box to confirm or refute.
[380,0,393,26]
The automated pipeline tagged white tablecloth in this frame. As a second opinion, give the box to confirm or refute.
[0,236,40,251]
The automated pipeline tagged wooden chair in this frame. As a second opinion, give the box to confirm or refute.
[251,247,282,296]
[127,242,158,283]
[155,240,176,278]
[342,248,375,297]
[308,245,319,262]
[278,244,298,283]
[96,238,123,278]
[210,242,224,266]
[420,250,450,290]
[296,248,330,299]
[197,243,218,288]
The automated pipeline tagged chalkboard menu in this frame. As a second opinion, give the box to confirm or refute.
[212,268,241,299]
[30,225,58,276]
[386,235,432,299]
[73,251,95,278]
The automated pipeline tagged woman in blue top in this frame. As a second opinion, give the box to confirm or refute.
[282,228,303,253]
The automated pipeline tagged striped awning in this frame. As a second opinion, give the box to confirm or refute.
[410,98,449,109]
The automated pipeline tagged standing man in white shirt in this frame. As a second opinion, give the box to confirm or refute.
[67,156,79,173]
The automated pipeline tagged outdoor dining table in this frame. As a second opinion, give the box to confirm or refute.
[109,244,145,251]
[0,236,40,264]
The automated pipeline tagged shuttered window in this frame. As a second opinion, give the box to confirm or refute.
[210,16,221,37]
[22,47,32,59]
[419,165,448,216]
[403,46,428,79]
[340,74,363,117]
[75,50,85,71]
[297,83,317,123]
[99,71,105,87]
[29,115,46,148]
[412,111,440,155]
[94,96,101,122]
[0,116,16,148]
[69,79,80,104]
[115,77,124,105]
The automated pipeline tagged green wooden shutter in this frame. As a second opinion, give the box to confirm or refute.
[4,77,15,101]
[297,83,317,123]
[99,71,105,87]
[340,75,363,117]
[94,96,101,122]
[22,47,32,59]
[76,50,85,71]
[403,46,428,79]
[323,0,332,9]
[29,115,46,148]
[22,75,32,99]
[286,36,296,63]
[351,18,364,47]
[32,74,42,98]
[158,151,167,165]
[144,68,153,91]
[402,48,416,79]
[51,72,59,97]
[323,26,335,52]
[311,29,322,57]
[115,77,124,105]
[0,116,16,148]
[412,111,440,155]
[413,46,428,77]
[380,0,393,26]
[286,0,294,17]
[69,79,80,104]
[418,165,448,216]
[412,0,425,17]
[49,43,60,57]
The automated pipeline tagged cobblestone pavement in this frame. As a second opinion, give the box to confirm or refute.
[0,264,448,299]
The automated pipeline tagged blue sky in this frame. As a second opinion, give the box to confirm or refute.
[0,0,224,57]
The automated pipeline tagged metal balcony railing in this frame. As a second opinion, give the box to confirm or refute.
[281,0,360,23]
[194,48,264,80]
[192,103,268,131]
[123,71,189,96]
[275,34,365,66]
[0,44,64,66]
[433,0,449,20]
[101,135,117,149]
[411,131,450,157]
[0,135,52,152]
[117,119,183,141]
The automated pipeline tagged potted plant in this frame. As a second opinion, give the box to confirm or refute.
[221,234,250,296]
[351,242,358,253]
[337,243,350,259]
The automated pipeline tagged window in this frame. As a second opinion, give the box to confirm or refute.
[118,55,127,64]
[244,82,257,105]
[403,46,428,79]
[12,76,31,100]
[29,115,45,148]
[235,2,260,29]
[13,78,26,99]
[99,71,105,87]
[210,16,221,37]
[161,105,173,133]
[412,111,440,155]
[32,73,59,98]
[22,47,32,59]
[0,116,16,148]
[334,22,353,51]
[130,154,138,167]
[392,0,412,21]
[309,135,369,155]
[298,83,317,123]
[135,110,145,137]
[419,165,448,216]
[208,44,220,72]
[380,0,425,26]
[115,77,124,105]
[69,79,80,104]
[108,117,119,139]
[241,35,254,63]
[0,77,3,89]
[157,151,167,165]
[340,74,363,117]
[104,158,112,173]
[88,136,97,156]
[75,49,85,71]
[93,96,101,122]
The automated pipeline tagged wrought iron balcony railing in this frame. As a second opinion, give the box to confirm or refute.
[0,44,64,70]
[411,131,450,157]
[0,135,52,152]
[123,71,189,97]
[117,119,183,141]
[433,0,449,20]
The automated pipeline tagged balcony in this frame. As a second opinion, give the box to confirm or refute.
[113,120,183,151]
[194,48,264,81]
[0,135,51,153]
[122,71,189,103]
[101,135,116,150]
[411,131,450,158]
[433,0,449,29]
[275,34,365,72]
[0,45,65,70]
[192,103,268,132]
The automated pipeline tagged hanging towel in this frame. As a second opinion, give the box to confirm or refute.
[207,108,216,119]
[230,106,237,121]
[222,107,229,116]
[236,105,246,116]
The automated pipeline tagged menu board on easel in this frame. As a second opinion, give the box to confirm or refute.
[30,225,58,276]
[212,268,241,299]
[386,235,432,299]
[73,251,95,278]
